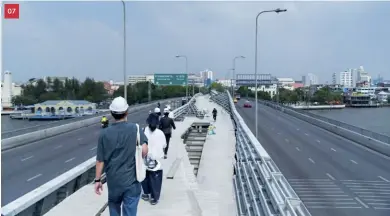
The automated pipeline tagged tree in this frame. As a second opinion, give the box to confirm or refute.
[210,82,224,92]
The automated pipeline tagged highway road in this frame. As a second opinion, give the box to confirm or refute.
[235,99,390,216]
[1,103,168,206]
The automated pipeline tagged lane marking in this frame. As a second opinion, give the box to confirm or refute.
[78,138,83,141]
[296,128,300,131]
[378,176,390,182]
[295,147,301,152]
[54,145,63,149]
[354,197,369,208]
[308,158,315,164]
[350,160,358,164]
[21,155,34,162]
[90,146,97,151]
[27,174,42,182]
[299,194,348,197]
[285,139,289,143]
[308,206,362,209]
[326,173,336,180]
[277,132,281,135]
[316,140,320,143]
[374,207,390,210]
[305,133,309,136]
[331,148,337,152]
[65,157,75,163]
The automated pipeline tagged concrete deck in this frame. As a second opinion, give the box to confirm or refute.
[44,95,236,216]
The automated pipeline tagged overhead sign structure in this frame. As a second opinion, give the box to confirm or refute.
[236,74,277,86]
[154,74,188,86]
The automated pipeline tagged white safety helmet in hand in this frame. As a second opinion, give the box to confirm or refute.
[163,108,169,113]
[109,96,129,114]
[154,107,160,113]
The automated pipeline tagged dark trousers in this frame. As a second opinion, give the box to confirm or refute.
[163,133,171,155]
[141,170,163,201]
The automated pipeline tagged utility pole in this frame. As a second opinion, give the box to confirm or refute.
[148,81,151,102]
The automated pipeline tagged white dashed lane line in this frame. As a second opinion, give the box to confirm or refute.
[21,155,34,162]
[308,158,315,164]
[65,157,75,163]
[350,160,358,164]
[90,146,97,151]
[305,133,309,136]
[27,174,42,182]
[54,145,63,149]
[326,173,336,180]
[316,140,320,143]
[296,147,301,151]
[285,139,289,143]
[331,148,337,152]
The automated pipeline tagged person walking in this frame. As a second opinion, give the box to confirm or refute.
[141,114,166,205]
[95,96,149,216]
[159,108,176,159]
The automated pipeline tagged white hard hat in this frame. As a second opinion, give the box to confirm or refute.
[166,105,171,110]
[109,96,129,113]
[154,107,160,113]
[164,108,169,113]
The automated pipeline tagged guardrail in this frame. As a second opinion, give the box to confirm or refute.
[259,100,390,157]
[210,91,311,216]
[1,99,181,139]
[1,94,200,216]
[1,98,182,152]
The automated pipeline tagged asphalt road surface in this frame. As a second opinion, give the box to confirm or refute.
[1,105,163,206]
[235,99,390,216]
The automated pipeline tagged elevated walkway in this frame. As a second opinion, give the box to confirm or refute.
[43,95,236,216]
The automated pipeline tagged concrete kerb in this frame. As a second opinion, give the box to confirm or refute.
[1,99,176,152]
[262,101,390,157]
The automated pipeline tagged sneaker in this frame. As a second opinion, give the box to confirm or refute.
[150,199,158,205]
[164,154,167,159]
[141,194,150,201]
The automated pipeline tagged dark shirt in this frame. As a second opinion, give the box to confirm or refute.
[159,115,176,135]
[96,121,148,197]
[212,109,217,115]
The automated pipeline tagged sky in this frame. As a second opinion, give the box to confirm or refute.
[3,1,390,83]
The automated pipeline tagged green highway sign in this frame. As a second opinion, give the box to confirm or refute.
[154,74,188,86]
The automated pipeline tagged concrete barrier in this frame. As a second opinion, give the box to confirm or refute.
[1,99,178,152]
[262,101,390,157]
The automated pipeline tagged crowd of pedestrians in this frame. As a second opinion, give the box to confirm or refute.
[94,97,176,216]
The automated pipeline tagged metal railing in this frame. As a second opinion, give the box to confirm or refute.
[261,100,390,145]
[1,94,200,216]
[210,91,311,216]
[2,98,182,139]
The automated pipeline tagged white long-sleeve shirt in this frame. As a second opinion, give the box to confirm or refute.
[144,127,167,170]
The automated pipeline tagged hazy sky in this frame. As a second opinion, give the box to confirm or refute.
[3,1,390,83]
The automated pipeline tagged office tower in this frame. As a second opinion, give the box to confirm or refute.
[332,72,337,85]
[302,73,318,86]
[340,69,354,87]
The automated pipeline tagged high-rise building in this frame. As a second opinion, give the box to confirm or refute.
[200,69,213,81]
[1,71,13,108]
[302,73,318,86]
[340,69,354,87]
[332,72,337,85]
[356,66,371,85]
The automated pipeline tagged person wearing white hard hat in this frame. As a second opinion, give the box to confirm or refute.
[159,108,176,159]
[141,113,166,205]
[95,96,149,216]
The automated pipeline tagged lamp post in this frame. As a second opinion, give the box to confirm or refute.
[121,0,127,100]
[254,8,287,139]
[232,56,245,99]
[175,55,188,99]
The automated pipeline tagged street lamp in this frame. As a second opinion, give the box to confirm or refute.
[175,55,188,99]
[232,55,245,98]
[121,0,127,100]
[254,8,287,139]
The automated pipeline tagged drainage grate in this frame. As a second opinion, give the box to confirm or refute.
[181,122,210,176]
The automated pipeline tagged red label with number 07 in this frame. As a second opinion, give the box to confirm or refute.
[4,4,20,19]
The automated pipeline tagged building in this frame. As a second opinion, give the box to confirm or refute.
[216,79,232,87]
[356,66,371,85]
[332,72,337,85]
[188,73,203,87]
[43,76,68,84]
[200,69,213,81]
[277,78,295,86]
[249,84,278,98]
[34,100,96,116]
[236,74,278,87]
[302,73,318,87]
[340,69,354,87]
[1,71,13,108]
[127,74,154,85]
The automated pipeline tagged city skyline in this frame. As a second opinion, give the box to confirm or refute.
[3,1,390,83]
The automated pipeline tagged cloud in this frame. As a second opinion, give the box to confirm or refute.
[3,1,390,83]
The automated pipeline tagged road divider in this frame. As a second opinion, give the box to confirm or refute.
[1,94,200,216]
[1,98,179,152]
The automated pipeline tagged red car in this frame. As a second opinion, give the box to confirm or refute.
[243,100,252,108]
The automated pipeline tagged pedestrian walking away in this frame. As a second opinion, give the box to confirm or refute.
[160,108,176,159]
[141,114,167,205]
[212,108,217,121]
[95,96,149,216]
